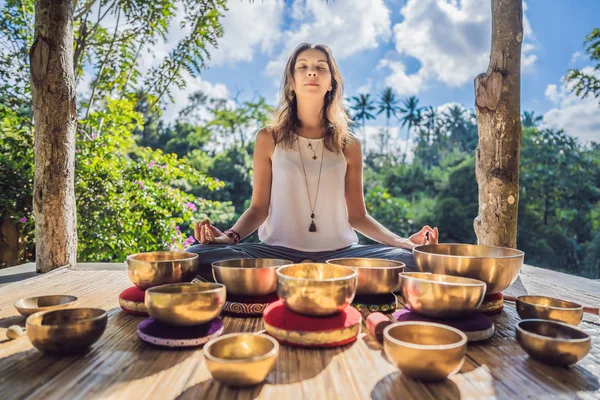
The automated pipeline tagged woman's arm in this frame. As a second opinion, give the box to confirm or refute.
[343,141,436,250]
[195,128,274,244]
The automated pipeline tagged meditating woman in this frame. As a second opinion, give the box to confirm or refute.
[188,43,438,280]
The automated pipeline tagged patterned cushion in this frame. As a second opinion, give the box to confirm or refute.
[223,292,279,317]
[479,292,504,315]
[352,293,398,313]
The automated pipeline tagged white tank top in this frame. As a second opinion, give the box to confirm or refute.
[258,134,359,251]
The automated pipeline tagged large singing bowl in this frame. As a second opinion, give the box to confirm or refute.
[413,244,524,295]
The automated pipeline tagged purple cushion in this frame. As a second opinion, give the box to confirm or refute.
[137,318,224,348]
[393,309,494,342]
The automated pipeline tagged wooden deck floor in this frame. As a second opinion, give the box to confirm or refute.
[0,264,598,399]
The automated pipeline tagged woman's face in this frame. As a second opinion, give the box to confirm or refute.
[291,48,333,100]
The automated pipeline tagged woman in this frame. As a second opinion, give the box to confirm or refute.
[188,43,438,280]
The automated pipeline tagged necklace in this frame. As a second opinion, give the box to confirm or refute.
[298,138,325,232]
[307,140,319,160]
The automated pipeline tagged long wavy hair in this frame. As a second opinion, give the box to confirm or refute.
[268,43,356,153]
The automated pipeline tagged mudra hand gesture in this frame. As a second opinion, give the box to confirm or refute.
[194,219,234,245]
[407,225,439,248]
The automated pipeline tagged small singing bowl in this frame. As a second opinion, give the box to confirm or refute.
[204,333,279,387]
[14,295,78,317]
[212,258,293,296]
[383,321,467,381]
[516,296,583,326]
[126,251,199,290]
[26,308,107,354]
[516,319,591,366]
[145,282,225,326]
[325,258,405,295]
[276,263,357,317]
[399,273,486,318]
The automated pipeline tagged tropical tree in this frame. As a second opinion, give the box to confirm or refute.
[398,96,423,163]
[521,111,543,128]
[376,88,400,155]
[350,93,377,149]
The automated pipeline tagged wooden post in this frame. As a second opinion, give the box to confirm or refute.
[473,0,522,249]
[30,0,78,272]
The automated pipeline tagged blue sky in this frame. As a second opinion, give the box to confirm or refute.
[2,0,598,144]
[186,0,599,144]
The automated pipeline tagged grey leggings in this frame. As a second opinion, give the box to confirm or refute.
[186,242,416,282]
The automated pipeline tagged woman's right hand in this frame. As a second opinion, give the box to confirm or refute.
[194,219,235,245]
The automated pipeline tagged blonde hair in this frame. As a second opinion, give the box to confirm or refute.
[268,43,356,153]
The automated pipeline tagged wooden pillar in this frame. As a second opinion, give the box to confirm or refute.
[473,0,523,249]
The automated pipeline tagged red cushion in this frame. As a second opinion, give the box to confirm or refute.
[263,300,361,332]
[119,286,147,315]
[263,300,361,348]
[479,292,504,315]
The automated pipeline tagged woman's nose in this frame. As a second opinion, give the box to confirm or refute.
[308,71,317,77]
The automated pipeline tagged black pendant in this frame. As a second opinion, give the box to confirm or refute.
[312,155,317,160]
[309,221,317,232]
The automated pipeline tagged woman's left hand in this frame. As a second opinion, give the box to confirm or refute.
[408,225,439,248]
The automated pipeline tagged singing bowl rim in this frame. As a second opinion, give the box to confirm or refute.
[212,258,294,269]
[276,263,357,282]
[126,251,199,263]
[413,243,524,259]
[203,333,279,364]
[384,321,468,350]
[516,295,583,312]
[14,295,78,312]
[400,272,487,288]
[516,319,590,343]
[26,307,107,328]
[325,258,406,270]
[145,282,225,296]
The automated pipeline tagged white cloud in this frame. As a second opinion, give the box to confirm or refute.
[265,0,392,79]
[542,67,600,143]
[356,78,374,95]
[160,72,230,125]
[377,59,424,95]
[207,1,285,67]
[385,0,536,91]
[570,51,583,66]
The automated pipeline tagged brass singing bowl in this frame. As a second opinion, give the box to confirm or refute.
[204,333,279,387]
[399,272,487,318]
[325,258,405,295]
[383,321,467,381]
[413,244,524,294]
[145,282,226,326]
[127,251,199,290]
[517,296,583,326]
[516,319,591,366]
[26,308,107,354]
[212,258,293,296]
[276,263,357,317]
[14,295,78,317]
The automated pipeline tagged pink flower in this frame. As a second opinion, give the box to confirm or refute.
[18,217,27,223]
[137,181,145,191]
[185,202,197,211]
[91,133,98,140]
[183,236,195,248]
[148,160,156,169]
[175,226,180,231]
[75,149,80,154]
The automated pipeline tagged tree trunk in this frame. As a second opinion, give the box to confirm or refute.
[473,0,522,249]
[30,0,78,272]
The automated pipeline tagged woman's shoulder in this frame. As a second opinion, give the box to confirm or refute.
[255,127,277,154]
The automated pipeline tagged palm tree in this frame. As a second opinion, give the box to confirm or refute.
[398,96,423,163]
[522,111,543,128]
[376,87,400,155]
[350,93,377,150]
[442,104,468,150]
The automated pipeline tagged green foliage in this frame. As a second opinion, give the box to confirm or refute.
[565,28,600,104]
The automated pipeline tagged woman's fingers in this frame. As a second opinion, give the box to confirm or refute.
[194,222,202,242]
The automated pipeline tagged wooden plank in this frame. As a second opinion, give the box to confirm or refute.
[0,267,598,399]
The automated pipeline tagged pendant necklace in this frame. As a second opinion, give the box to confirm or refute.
[298,138,325,232]
[307,140,320,160]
